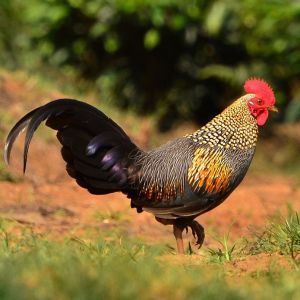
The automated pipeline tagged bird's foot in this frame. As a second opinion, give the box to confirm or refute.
[187,220,205,248]
[176,219,205,250]
[156,217,205,254]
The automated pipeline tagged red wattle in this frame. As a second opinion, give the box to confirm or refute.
[256,110,269,126]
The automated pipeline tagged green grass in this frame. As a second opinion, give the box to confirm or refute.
[1,69,300,299]
[208,233,237,263]
[0,230,233,300]
[247,212,300,266]
[0,215,299,300]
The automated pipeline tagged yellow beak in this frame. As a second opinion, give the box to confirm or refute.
[268,105,278,113]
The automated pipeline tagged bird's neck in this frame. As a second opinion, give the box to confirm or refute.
[187,98,258,150]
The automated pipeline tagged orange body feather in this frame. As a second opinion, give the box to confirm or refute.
[188,147,233,194]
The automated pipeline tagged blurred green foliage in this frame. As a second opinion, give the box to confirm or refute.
[1,0,300,129]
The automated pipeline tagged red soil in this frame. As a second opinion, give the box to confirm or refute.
[2,141,300,249]
[0,72,299,270]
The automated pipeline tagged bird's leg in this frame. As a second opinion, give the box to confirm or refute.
[173,223,185,254]
[155,217,205,254]
[155,217,185,254]
[174,219,205,253]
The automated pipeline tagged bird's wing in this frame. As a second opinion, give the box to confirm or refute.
[131,142,254,218]
[127,138,194,204]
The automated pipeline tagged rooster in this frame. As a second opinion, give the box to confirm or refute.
[4,78,277,254]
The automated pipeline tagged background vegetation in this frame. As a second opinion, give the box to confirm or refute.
[1,0,300,130]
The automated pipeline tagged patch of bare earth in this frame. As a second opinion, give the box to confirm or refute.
[2,140,300,248]
[1,71,300,275]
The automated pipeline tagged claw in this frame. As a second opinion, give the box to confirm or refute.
[188,220,205,248]
[169,219,205,254]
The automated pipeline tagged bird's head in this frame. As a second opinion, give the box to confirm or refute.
[244,78,277,126]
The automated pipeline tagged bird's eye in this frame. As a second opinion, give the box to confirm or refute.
[257,99,263,105]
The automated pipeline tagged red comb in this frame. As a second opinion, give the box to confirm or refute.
[244,78,275,105]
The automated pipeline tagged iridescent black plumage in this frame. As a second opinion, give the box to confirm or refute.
[4,99,139,194]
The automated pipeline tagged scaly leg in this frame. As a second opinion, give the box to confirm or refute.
[155,217,186,254]
[173,223,184,254]
[155,217,205,254]
[175,219,205,253]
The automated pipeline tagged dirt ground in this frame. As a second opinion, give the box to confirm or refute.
[2,137,300,250]
[0,72,299,254]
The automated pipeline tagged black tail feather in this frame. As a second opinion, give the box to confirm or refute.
[4,108,39,166]
[5,99,140,194]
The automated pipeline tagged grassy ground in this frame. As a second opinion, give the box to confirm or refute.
[0,213,299,300]
[0,69,300,299]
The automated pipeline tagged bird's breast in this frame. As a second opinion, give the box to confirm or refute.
[187,147,233,195]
